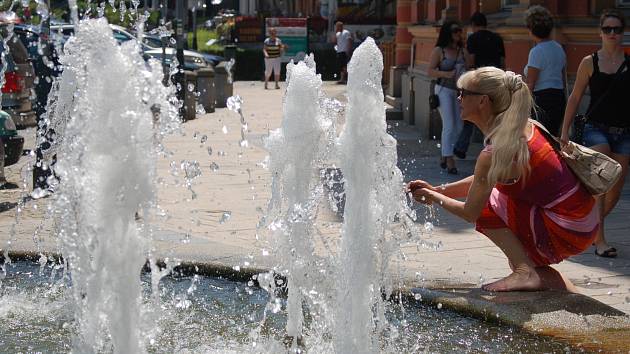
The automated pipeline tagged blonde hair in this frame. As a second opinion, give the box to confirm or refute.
[457,67,532,186]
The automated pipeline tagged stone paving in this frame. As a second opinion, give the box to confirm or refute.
[1,81,629,317]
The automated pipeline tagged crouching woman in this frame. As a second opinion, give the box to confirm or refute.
[409,67,599,292]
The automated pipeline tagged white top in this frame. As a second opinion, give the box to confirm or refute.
[335,29,352,53]
[524,40,566,92]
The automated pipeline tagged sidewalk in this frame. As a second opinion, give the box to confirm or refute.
[0,81,628,317]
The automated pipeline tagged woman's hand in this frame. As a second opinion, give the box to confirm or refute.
[412,188,435,204]
[443,70,456,79]
[407,180,434,193]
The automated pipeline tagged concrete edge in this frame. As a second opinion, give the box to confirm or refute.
[3,250,629,352]
[406,286,630,353]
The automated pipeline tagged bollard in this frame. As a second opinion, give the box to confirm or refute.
[214,61,234,108]
[183,70,198,121]
[196,66,216,113]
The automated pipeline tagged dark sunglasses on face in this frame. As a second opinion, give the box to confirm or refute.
[458,88,486,98]
[601,26,624,35]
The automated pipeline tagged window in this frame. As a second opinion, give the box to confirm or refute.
[503,0,520,7]
[618,0,630,6]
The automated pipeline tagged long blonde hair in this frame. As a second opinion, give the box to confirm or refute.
[458,67,532,186]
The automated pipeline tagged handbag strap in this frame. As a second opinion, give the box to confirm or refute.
[530,119,562,151]
[585,53,629,119]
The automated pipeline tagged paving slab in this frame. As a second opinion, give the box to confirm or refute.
[1,81,629,349]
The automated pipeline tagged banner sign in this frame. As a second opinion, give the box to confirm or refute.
[265,18,308,62]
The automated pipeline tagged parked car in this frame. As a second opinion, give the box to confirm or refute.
[142,33,225,66]
[0,26,38,128]
[12,23,62,120]
[0,109,24,167]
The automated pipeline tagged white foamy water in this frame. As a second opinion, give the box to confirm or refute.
[50,18,177,353]
[335,37,422,354]
[264,57,336,349]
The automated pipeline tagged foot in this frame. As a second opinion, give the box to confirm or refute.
[595,247,617,258]
[439,158,447,169]
[275,84,280,89]
[594,242,617,258]
[453,149,466,159]
[447,167,458,175]
[482,267,543,292]
[264,83,268,90]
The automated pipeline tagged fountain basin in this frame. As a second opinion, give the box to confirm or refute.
[0,258,593,353]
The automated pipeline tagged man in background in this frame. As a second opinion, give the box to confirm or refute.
[333,21,353,84]
[454,12,505,159]
[263,28,285,89]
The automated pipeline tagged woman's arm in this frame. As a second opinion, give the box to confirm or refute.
[560,56,592,143]
[427,47,455,79]
[414,152,493,223]
[408,175,474,200]
[525,66,540,91]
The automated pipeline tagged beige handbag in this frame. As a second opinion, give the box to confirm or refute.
[531,120,622,196]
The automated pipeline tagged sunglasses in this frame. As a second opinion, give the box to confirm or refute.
[601,26,624,35]
[457,88,486,98]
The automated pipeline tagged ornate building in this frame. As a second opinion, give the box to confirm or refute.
[392,0,630,137]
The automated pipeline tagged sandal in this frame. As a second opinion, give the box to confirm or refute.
[595,247,617,258]
[447,167,458,175]
[440,158,447,169]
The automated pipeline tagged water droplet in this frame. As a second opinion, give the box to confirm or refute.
[226,95,243,113]
[207,147,213,155]
[625,296,630,304]
[209,162,219,172]
[424,222,434,232]
[219,211,231,224]
[188,83,195,92]
[31,188,48,199]
[200,135,207,144]
[169,37,176,45]
[437,303,443,309]
[414,293,422,301]
[232,265,241,271]
[436,143,441,148]
[222,125,228,134]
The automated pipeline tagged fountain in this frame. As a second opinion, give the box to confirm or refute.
[0,5,586,353]
[48,18,178,352]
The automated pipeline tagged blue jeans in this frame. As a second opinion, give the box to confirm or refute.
[436,85,463,157]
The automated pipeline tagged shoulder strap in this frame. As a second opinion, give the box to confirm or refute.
[592,52,599,74]
[586,55,629,118]
[530,119,561,151]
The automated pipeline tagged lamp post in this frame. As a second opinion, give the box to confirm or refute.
[175,0,186,117]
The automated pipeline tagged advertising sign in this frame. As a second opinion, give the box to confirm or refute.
[265,18,308,62]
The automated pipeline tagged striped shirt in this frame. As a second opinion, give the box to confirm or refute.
[264,37,283,58]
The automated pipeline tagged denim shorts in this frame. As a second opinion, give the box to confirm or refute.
[583,123,630,155]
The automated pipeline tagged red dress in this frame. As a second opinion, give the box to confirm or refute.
[476,125,599,266]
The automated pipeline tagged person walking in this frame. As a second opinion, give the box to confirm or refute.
[453,12,505,159]
[427,21,471,174]
[409,67,598,292]
[263,28,284,90]
[334,21,353,84]
[560,9,629,258]
[524,5,567,136]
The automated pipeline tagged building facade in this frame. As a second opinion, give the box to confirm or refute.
[393,0,630,137]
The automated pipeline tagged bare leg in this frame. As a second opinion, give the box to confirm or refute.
[274,74,280,89]
[481,228,542,291]
[264,74,269,89]
[588,146,628,255]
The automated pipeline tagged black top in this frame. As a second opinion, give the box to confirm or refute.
[587,52,630,128]
[466,29,505,69]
